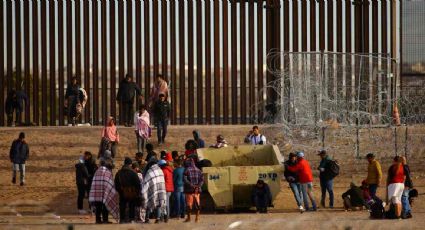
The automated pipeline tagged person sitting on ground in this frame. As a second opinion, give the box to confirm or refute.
[76,156,90,215]
[159,159,174,221]
[101,116,120,158]
[89,157,119,224]
[210,135,228,148]
[183,159,204,223]
[386,156,406,219]
[192,130,205,149]
[284,152,304,213]
[115,157,141,223]
[342,182,366,211]
[144,143,158,163]
[251,180,273,213]
[134,104,151,153]
[9,132,29,186]
[141,157,167,223]
[246,126,267,145]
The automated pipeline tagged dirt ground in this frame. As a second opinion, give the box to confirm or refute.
[0,125,424,229]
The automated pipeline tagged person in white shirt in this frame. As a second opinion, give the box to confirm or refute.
[247,126,267,145]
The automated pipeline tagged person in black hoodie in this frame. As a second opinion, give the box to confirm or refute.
[116,74,143,127]
[284,152,304,213]
[115,157,141,223]
[5,89,29,126]
[153,93,171,145]
[192,130,205,149]
[83,151,98,196]
[65,77,84,126]
[75,157,89,214]
[401,157,413,219]
[10,132,29,186]
[251,180,273,213]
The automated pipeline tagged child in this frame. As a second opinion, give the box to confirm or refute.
[159,159,174,221]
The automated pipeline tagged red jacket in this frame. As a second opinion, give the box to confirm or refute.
[161,166,175,192]
[287,158,313,183]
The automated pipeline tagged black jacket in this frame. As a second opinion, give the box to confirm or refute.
[153,100,171,122]
[116,79,142,103]
[115,165,141,198]
[84,158,98,185]
[284,160,299,183]
[342,185,365,207]
[9,139,29,164]
[75,162,89,185]
[404,164,413,188]
[5,90,29,114]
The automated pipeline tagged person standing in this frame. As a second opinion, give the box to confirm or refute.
[84,151,98,197]
[246,126,267,145]
[75,156,89,214]
[132,162,145,223]
[101,116,120,158]
[65,77,83,126]
[149,74,169,106]
[183,159,204,223]
[365,153,382,199]
[173,159,186,219]
[115,157,141,223]
[386,156,406,219]
[287,151,317,211]
[89,157,119,224]
[153,93,171,145]
[141,158,167,223]
[159,159,174,220]
[116,74,143,127]
[284,152,304,213]
[401,157,413,219]
[134,104,151,153]
[317,149,334,208]
[5,89,29,126]
[9,132,29,186]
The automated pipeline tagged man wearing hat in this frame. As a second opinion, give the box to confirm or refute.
[317,149,334,208]
[9,132,29,186]
[365,153,382,199]
[153,93,171,145]
[115,157,141,223]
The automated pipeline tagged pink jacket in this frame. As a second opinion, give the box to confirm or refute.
[101,125,120,142]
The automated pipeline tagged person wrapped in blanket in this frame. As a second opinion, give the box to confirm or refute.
[183,159,204,223]
[141,157,167,223]
[89,157,119,224]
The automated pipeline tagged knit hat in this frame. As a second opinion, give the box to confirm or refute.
[296,151,305,158]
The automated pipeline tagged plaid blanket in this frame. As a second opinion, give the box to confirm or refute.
[141,164,166,212]
[89,166,119,221]
[184,160,204,193]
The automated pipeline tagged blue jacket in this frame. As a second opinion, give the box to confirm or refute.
[173,167,185,190]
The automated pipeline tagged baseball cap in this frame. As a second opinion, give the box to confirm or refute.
[296,151,305,158]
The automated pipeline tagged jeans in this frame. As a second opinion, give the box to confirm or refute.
[320,178,334,208]
[300,182,317,210]
[289,182,303,207]
[12,164,25,183]
[119,197,136,222]
[77,183,86,210]
[94,202,109,223]
[369,184,378,199]
[146,207,163,220]
[120,101,134,125]
[156,120,168,143]
[110,141,118,158]
[136,133,147,153]
[402,189,411,215]
[7,110,22,126]
[165,192,172,217]
[173,187,186,217]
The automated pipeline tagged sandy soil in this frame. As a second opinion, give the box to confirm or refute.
[0,125,424,229]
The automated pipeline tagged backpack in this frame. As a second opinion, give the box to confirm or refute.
[369,199,385,219]
[327,160,340,179]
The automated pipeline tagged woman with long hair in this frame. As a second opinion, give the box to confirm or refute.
[386,156,406,219]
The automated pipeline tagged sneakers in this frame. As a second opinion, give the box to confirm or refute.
[299,206,305,213]
[78,209,88,215]
[12,178,16,184]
